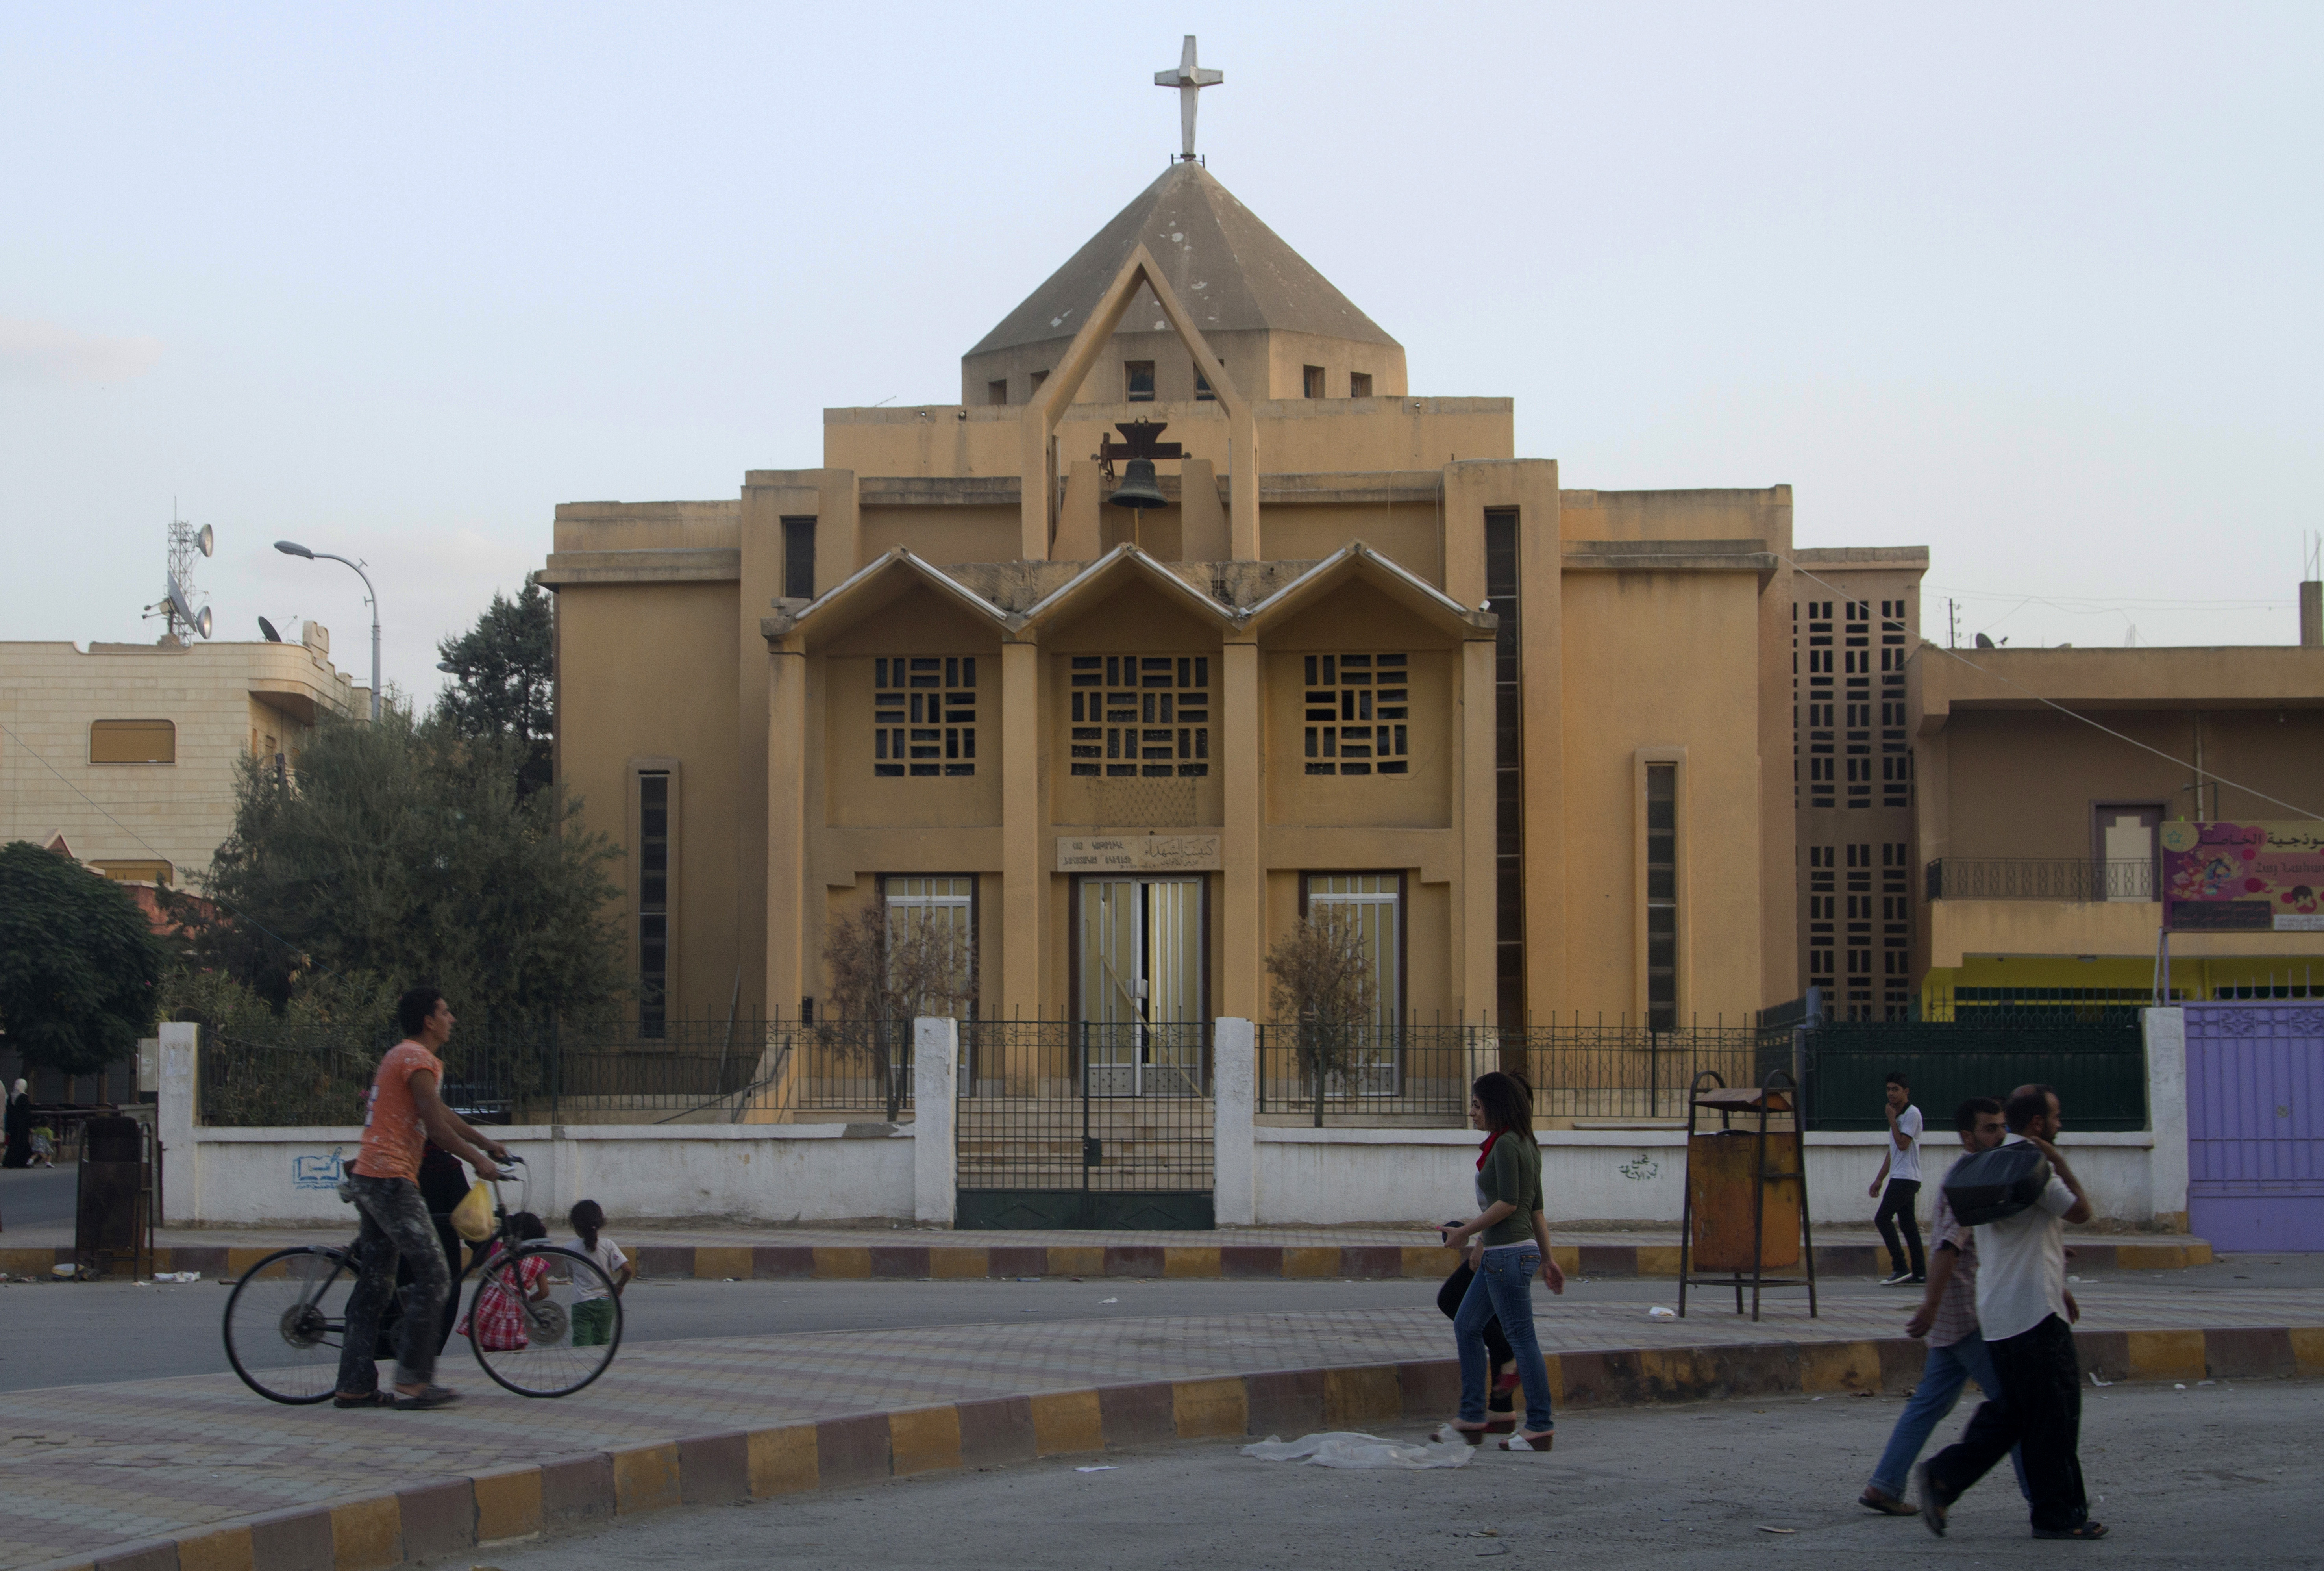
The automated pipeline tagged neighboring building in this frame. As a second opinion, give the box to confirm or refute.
[0,624,365,889]
[1912,643,2324,1006]
[543,156,1815,1038]
[1791,549,1928,1020]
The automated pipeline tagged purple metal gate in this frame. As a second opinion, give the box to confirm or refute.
[2184,1003,2324,1252]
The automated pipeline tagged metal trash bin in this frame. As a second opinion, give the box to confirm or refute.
[75,1114,150,1278]
[1675,1076,1818,1321]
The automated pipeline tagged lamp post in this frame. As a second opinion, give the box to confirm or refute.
[276,540,381,721]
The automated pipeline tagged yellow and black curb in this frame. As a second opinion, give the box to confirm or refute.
[1,1236,2214,1284]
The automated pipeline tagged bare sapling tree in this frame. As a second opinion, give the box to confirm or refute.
[821,902,975,1121]
[1264,910,1380,1126]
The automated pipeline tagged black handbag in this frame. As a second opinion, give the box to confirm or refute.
[1941,1141,2053,1226]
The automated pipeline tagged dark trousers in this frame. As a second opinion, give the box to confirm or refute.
[1925,1314,2089,1533]
[1438,1261,1514,1410]
[1874,1179,1925,1276]
[336,1175,450,1393]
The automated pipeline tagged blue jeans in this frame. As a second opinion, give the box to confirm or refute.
[1868,1334,2030,1501]
[1455,1246,1553,1433]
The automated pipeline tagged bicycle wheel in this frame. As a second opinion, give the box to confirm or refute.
[222,1245,359,1404]
[466,1245,621,1397]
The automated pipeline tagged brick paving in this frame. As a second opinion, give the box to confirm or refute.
[0,1281,2316,1571]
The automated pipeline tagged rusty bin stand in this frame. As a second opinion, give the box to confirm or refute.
[1676,1069,1817,1322]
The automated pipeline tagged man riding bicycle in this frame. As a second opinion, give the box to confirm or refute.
[334,987,511,1410]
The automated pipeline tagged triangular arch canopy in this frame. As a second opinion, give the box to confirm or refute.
[1019,245,1260,563]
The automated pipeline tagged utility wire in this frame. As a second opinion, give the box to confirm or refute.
[0,717,321,964]
[1778,556,2323,822]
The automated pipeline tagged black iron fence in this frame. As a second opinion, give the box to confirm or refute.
[1800,1021,2147,1132]
[1926,858,2156,902]
[1255,1018,1794,1125]
[954,1021,1214,1228]
[197,1017,924,1126]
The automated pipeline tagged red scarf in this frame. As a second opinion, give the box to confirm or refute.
[1476,1128,1503,1171]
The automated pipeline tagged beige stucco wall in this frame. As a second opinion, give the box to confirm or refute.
[0,636,361,886]
[554,582,743,1024]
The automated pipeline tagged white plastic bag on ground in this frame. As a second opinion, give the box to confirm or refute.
[1242,1432,1472,1469]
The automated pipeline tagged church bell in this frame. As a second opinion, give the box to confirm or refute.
[1106,458,1168,512]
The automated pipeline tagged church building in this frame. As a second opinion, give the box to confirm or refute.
[540,67,1817,1043]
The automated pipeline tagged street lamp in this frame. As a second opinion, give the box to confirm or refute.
[276,540,381,721]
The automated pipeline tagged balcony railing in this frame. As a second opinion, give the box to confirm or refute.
[1924,857,2156,902]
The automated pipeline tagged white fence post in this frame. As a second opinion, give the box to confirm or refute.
[2143,1006,2189,1232]
[156,1020,199,1224]
[913,1016,958,1226]
[1213,1017,1256,1226]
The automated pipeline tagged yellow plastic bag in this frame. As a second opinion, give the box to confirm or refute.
[449,1181,495,1243]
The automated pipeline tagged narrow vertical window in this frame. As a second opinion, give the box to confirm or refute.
[1303,365,1325,399]
[1349,371,1372,398]
[1485,510,1523,1027]
[1194,367,1215,402]
[781,517,817,600]
[638,771,672,1038]
[1125,360,1155,402]
[1645,765,1677,1031]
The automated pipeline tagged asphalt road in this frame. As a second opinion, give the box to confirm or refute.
[0,1167,75,1230]
[3,1252,2318,1393]
[471,1377,2319,1568]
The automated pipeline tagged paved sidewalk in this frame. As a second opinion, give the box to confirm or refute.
[0,1282,2315,1571]
[0,1222,2217,1281]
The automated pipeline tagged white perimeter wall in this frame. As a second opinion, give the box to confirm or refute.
[1252,1127,2159,1228]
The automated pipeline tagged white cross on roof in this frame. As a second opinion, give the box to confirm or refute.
[1154,35,1223,162]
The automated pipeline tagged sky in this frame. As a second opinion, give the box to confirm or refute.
[4,2,2320,702]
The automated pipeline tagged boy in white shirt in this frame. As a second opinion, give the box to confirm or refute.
[1867,1070,1926,1284]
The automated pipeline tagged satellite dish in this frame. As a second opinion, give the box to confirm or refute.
[258,615,283,643]
[166,576,213,639]
[196,524,215,558]
[1974,632,1995,649]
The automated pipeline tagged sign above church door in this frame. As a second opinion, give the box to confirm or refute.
[1057,835,1222,873]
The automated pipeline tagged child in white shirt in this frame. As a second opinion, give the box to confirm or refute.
[567,1198,632,1345]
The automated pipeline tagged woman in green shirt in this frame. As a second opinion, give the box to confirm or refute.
[1438,1071,1564,1450]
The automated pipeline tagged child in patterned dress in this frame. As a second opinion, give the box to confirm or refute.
[457,1212,550,1352]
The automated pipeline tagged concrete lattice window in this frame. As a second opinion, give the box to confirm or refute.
[1806,844,1836,997]
[1801,601,1835,808]
[1302,654,1409,776]
[1068,655,1208,778]
[874,657,977,778]
[89,719,175,765]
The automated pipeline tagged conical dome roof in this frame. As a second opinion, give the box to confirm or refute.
[966,163,1400,361]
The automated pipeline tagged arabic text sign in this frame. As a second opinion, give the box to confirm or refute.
[1056,835,1221,873]
[2161,821,2324,932]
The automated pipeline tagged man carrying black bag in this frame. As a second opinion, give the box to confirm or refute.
[1916,1085,2108,1541]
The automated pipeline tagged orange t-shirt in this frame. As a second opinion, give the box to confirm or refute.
[353,1041,444,1182]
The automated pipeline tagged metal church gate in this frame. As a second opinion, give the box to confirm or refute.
[2185,1003,2324,1252]
[954,1021,1215,1229]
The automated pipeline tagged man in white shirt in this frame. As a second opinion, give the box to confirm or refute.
[1916,1084,2108,1541]
[1867,1070,1926,1284]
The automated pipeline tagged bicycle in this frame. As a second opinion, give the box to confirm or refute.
[222,1158,623,1404]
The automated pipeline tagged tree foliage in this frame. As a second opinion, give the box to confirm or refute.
[191,708,624,1028]
[0,841,165,1075]
[819,902,974,1121]
[1265,911,1380,1103]
[434,577,555,799]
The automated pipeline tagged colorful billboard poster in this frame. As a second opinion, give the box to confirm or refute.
[2161,821,2324,932]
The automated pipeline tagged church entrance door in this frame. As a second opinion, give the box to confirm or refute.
[1078,876,1206,1097]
